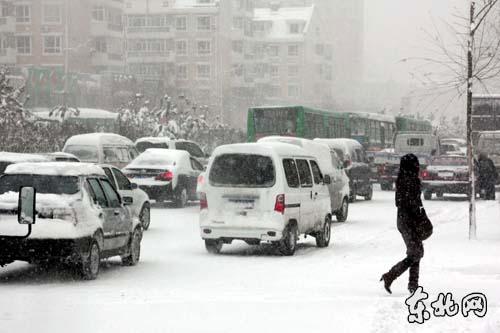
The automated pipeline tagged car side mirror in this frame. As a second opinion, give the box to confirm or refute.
[130,182,138,190]
[323,175,332,185]
[18,187,36,225]
[123,196,133,206]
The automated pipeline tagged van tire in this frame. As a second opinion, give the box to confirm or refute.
[79,239,100,280]
[279,223,298,256]
[205,239,223,254]
[316,216,332,248]
[174,187,188,208]
[336,198,349,222]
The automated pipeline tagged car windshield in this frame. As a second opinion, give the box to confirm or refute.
[432,157,467,166]
[64,145,98,162]
[0,174,80,195]
[131,153,175,166]
[136,142,169,153]
[478,138,500,154]
[209,154,275,187]
[0,162,12,175]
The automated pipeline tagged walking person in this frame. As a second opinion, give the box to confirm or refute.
[380,154,425,294]
[477,152,498,200]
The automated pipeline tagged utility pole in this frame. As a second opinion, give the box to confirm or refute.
[63,0,70,108]
[467,1,476,240]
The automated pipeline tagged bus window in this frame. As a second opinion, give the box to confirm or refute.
[254,108,298,136]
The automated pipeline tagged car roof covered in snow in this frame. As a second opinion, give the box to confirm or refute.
[135,137,198,145]
[5,162,105,176]
[0,152,50,163]
[314,138,363,151]
[64,133,134,147]
[213,142,313,159]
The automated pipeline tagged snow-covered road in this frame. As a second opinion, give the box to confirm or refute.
[1,189,499,333]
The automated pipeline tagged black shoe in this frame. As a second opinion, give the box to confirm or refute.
[380,274,393,294]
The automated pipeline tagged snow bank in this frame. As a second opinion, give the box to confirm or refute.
[5,162,105,176]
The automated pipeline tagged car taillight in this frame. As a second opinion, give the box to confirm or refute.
[274,194,285,214]
[200,192,208,210]
[155,170,173,181]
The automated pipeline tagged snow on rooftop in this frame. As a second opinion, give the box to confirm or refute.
[64,133,134,147]
[0,152,49,163]
[5,162,105,177]
[253,6,314,40]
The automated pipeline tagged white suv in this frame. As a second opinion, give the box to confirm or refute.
[199,142,332,256]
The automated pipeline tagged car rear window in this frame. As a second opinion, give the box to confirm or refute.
[432,158,467,166]
[209,154,275,188]
[0,175,80,195]
[132,152,175,166]
[136,142,169,153]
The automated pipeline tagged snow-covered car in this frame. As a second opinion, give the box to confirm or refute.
[123,149,203,207]
[258,136,350,222]
[0,162,142,280]
[63,133,139,168]
[135,137,209,166]
[200,142,332,256]
[100,164,151,230]
[46,152,81,162]
[0,152,49,175]
[314,138,373,201]
[421,155,470,200]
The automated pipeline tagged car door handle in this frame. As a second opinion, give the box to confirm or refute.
[114,210,120,216]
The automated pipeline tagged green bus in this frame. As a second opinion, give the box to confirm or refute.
[247,106,432,150]
[247,106,350,142]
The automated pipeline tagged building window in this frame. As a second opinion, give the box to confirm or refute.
[197,40,211,55]
[176,40,187,56]
[288,85,300,97]
[268,44,279,57]
[177,64,188,80]
[43,35,63,54]
[315,44,324,56]
[232,40,243,53]
[288,44,299,57]
[270,65,279,77]
[233,17,243,29]
[92,6,105,21]
[289,23,300,34]
[197,64,210,79]
[43,4,62,24]
[176,16,187,31]
[95,38,107,53]
[16,35,31,54]
[197,16,211,31]
[15,4,30,23]
[288,65,299,77]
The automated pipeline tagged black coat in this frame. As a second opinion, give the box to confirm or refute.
[478,157,498,187]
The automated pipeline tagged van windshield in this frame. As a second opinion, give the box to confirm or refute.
[0,175,80,195]
[64,145,98,162]
[209,154,275,188]
[478,137,500,154]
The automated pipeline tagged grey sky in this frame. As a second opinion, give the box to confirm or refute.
[364,0,466,83]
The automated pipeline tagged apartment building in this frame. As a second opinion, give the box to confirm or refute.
[0,0,125,73]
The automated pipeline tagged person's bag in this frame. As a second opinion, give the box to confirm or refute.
[415,207,433,241]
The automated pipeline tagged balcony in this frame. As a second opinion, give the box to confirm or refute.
[127,51,173,63]
[0,16,15,33]
[0,48,16,64]
[92,52,124,67]
[126,26,172,39]
[90,20,124,38]
[91,0,124,9]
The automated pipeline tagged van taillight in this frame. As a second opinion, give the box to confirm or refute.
[156,170,173,181]
[200,192,208,210]
[274,194,285,214]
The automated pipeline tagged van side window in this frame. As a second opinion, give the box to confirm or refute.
[309,160,323,184]
[283,159,300,188]
[296,159,313,188]
[103,147,120,163]
[190,158,204,171]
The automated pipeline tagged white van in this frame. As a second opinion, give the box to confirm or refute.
[258,136,350,222]
[199,142,332,256]
[63,133,139,168]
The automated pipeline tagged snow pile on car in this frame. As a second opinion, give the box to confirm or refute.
[5,162,105,176]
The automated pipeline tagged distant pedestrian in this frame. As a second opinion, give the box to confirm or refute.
[380,154,425,294]
[477,152,498,200]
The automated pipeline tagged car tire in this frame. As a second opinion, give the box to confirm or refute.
[436,191,444,198]
[279,223,298,256]
[364,185,373,201]
[316,216,332,248]
[381,182,392,191]
[336,198,349,222]
[424,190,432,200]
[205,239,223,254]
[122,228,142,266]
[80,239,100,280]
[139,204,151,230]
[174,187,188,208]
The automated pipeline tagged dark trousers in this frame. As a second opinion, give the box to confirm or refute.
[387,211,424,288]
